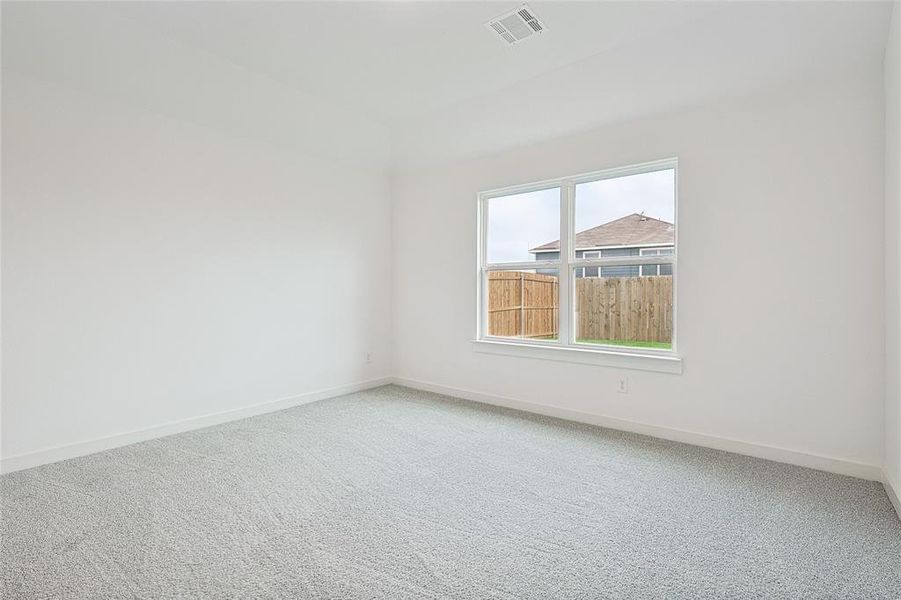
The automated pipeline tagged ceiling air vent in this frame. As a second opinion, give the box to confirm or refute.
[485,4,547,46]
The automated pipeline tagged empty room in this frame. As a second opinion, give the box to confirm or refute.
[2,1,901,598]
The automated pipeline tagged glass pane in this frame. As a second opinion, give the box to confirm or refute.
[487,269,559,341]
[574,169,675,260]
[487,188,560,264]
[574,265,672,349]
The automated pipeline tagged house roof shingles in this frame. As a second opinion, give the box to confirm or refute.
[531,213,674,252]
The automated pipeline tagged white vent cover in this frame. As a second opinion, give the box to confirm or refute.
[485,4,546,45]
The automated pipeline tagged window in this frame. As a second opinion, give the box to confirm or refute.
[481,187,560,341]
[579,251,600,278]
[478,159,677,364]
[639,247,674,276]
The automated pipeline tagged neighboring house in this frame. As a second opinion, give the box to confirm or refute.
[530,213,674,277]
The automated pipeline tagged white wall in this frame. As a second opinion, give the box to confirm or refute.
[885,5,901,500]
[1,70,392,465]
[392,70,886,472]
[1,3,391,171]
[390,4,890,172]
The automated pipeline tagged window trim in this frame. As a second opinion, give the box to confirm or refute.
[476,158,680,372]
[471,338,683,374]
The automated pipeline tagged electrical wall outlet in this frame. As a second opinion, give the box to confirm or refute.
[366,352,372,364]
[617,375,629,394]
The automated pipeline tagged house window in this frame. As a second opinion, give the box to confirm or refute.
[478,159,677,356]
[580,251,600,278]
[639,247,674,276]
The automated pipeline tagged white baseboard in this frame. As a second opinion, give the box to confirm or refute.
[884,469,901,522]
[391,377,884,482]
[0,377,392,474]
[4,374,891,495]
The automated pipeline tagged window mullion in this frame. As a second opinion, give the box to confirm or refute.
[559,181,574,346]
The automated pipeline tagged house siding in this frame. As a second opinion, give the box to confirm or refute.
[532,246,672,277]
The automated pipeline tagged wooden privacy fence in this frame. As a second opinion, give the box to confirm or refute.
[488,271,672,343]
[487,271,559,338]
[575,275,672,343]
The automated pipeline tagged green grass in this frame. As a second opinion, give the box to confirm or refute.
[527,335,671,350]
[576,338,671,349]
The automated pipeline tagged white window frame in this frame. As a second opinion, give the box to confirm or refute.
[474,158,681,374]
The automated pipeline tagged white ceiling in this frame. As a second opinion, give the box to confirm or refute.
[2,1,893,169]
[107,1,734,123]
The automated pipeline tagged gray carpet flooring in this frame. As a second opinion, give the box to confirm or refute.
[2,385,900,599]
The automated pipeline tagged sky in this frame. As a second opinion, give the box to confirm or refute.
[486,169,675,263]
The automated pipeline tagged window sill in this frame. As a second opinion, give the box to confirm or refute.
[471,339,683,374]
